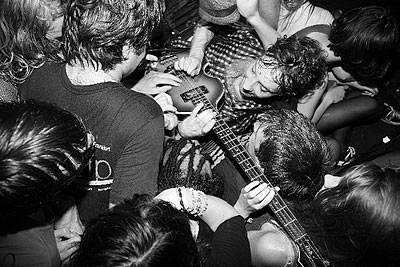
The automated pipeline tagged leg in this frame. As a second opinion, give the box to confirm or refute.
[316,94,379,134]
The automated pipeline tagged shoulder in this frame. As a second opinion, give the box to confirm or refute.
[120,90,163,118]
[250,223,298,267]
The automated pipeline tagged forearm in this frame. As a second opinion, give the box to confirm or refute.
[311,97,333,124]
[156,187,239,232]
[246,13,281,49]
[189,25,215,59]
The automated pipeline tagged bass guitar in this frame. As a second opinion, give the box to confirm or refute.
[155,51,332,267]
[150,51,224,115]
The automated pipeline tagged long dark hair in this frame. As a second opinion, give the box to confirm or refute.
[305,163,400,267]
[75,194,200,267]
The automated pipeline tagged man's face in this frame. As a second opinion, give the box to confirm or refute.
[233,57,280,101]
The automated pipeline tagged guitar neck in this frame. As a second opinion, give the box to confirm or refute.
[187,87,331,267]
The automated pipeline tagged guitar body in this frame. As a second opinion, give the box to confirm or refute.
[154,51,224,115]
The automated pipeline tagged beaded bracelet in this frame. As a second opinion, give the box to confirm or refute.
[177,187,186,211]
[176,187,208,217]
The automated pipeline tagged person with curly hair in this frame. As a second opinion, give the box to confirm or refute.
[0,0,64,102]
[239,2,400,163]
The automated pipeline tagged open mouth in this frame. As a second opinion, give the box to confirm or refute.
[239,88,254,99]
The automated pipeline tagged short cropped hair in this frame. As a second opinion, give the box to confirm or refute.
[259,35,327,99]
[0,100,93,217]
[63,0,163,71]
[75,194,199,267]
[255,109,334,201]
[329,6,400,83]
[0,0,64,85]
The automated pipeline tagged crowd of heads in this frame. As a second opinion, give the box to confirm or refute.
[1,0,400,267]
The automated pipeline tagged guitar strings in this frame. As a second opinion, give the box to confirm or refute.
[176,70,329,265]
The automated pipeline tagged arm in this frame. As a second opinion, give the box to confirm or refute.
[177,103,216,139]
[131,71,181,95]
[297,75,328,120]
[311,81,348,124]
[258,0,281,30]
[237,0,281,49]
[155,187,240,232]
[233,181,276,219]
[331,66,378,96]
[174,24,215,76]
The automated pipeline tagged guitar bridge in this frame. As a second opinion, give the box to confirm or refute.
[180,86,209,103]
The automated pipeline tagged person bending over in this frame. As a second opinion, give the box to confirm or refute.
[0,100,94,266]
[19,0,167,221]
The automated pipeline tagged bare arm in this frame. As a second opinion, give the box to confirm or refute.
[237,0,281,48]
[174,24,215,76]
[311,81,348,124]
[155,187,240,232]
[297,77,328,120]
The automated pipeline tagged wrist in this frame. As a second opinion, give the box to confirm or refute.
[177,187,209,217]
[233,202,250,219]
[177,122,189,139]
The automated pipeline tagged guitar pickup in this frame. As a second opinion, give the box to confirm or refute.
[180,86,209,103]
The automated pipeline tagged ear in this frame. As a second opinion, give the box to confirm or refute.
[122,42,132,58]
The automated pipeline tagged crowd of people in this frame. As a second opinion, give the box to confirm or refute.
[1,0,400,266]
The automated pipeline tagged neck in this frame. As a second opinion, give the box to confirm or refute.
[66,61,122,86]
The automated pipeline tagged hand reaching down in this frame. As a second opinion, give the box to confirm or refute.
[234,180,278,219]
[55,227,81,262]
[154,93,178,130]
[178,103,216,138]
[132,71,181,95]
[174,56,203,77]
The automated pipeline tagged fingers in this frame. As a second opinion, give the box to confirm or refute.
[55,227,76,239]
[57,235,81,261]
[174,57,201,76]
[190,102,204,117]
[150,72,181,87]
[243,181,278,209]
[179,104,216,138]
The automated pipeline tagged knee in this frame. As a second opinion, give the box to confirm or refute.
[326,136,341,163]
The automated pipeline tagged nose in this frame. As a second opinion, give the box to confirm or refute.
[242,68,257,93]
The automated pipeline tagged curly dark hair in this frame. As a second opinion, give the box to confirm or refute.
[329,6,400,84]
[259,34,327,99]
[75,194,200,267]
[255,109,334,202]
[63,0,163,71]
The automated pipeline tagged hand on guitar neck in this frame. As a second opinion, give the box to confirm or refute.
[177,103,216,139]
